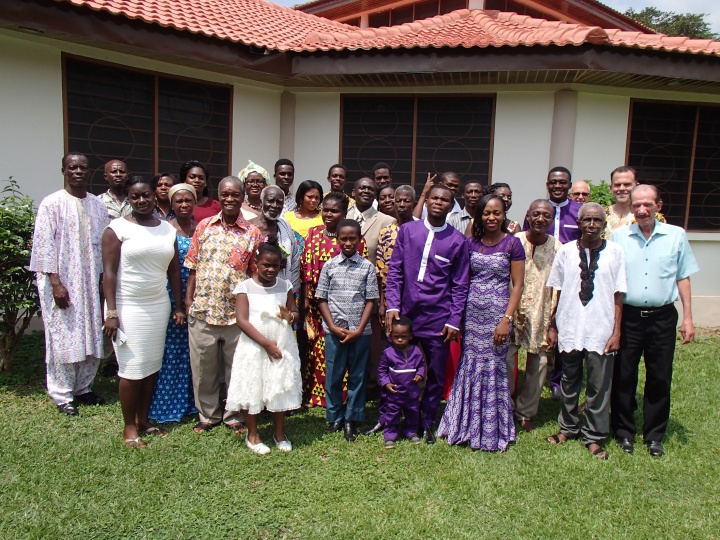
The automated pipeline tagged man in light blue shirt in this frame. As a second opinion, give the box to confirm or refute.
[610,184,699,457]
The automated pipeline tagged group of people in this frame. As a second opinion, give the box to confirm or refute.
[31,154,698,458]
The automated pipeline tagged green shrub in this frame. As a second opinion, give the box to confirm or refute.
[585,179,614,207]
[0,178,39,372]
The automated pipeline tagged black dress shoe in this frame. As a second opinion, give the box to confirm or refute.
[324,421,344,435]
[361,422,383,436]
[422,429,436,445]
[551,386,562,401]
[616,437,634,454]
[74,391,105,406]
[344,421,358,442]
[646,440,664,457]
[57,402,78,416]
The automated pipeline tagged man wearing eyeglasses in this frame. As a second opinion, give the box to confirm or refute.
[569,181,592,204]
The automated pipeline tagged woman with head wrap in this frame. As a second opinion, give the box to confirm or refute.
[239,160,271,220]
[149,183,199,424]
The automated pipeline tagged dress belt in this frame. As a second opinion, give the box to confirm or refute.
[624,304,675,318]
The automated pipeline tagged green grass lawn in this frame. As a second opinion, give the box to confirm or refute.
[1,331,719,539]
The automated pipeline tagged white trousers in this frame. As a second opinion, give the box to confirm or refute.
[46,357,100,405]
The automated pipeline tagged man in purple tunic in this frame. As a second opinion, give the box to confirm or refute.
[385,184,470,444]
[523,166,582,398]
[524,166,582,245]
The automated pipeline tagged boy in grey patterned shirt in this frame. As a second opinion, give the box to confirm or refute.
[317,219,379,441]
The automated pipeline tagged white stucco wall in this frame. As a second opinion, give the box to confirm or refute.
[0,33,64,204]
[292,93,341,193]
[492,91,556,224]
[230,85,281,177]
[0,30,283,204]
[572,93,630,183]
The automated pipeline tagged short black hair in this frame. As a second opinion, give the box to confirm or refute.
[489,182,511,193]
[257,241,283,261]
[295,180,323,209]
[372,162,392,175]
[336,218,361,237]
[428,183,454,199]
[323,190,349,214]
[274,158,294,172]
[391,315,414,333]
[126,175,151,190]
[548,166,572,182]
[152,172,175,190]
[61,151,85,168]
[327,163,347,177]
[179,160,210,196]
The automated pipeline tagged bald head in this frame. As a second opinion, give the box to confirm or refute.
[569,180,591,204]
[104,159,128,191]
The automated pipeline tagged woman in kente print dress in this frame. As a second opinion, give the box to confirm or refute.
[301,191,367,408]
[149,184,198,423]
[438,194,525,451]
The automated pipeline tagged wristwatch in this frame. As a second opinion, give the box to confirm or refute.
[502,314,512,322]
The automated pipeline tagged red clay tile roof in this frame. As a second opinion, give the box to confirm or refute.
[54,0,720,56]
[54,0,356,52]
[302,10,720,55]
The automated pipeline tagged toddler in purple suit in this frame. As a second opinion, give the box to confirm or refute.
[378,316,426,449]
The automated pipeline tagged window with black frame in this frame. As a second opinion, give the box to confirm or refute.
[341,95,494,190]
[627,100,720,231]
[64,56,231,196]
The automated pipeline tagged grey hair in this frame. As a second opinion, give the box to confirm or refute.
[578,202,605,220]
[218,175,245,197]
[261,185,284,201]
[395,185,416,200]
[631,184,661,203]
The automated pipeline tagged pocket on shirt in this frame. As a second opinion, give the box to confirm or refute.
[434,254,451,263]
[657,254,678,279]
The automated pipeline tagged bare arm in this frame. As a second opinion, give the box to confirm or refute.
[101,228,121,339]
[677,277,695,344]
[46,273,70,309]
[604,291,623,353]
[412,173,436,219]
[318,299,347,339]
[167,239,186,326]
[493,259,524,346]
[185,270,196,315]
[546,290,560,350]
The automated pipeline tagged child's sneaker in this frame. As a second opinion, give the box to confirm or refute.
[408,435,422,445]
[384,439,396,449]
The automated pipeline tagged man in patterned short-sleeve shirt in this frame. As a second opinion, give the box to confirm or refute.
[184,176,263,433]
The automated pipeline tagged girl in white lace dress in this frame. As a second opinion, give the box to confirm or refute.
[226,242,302,454]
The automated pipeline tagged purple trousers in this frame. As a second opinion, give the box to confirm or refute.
[417,335,451,430]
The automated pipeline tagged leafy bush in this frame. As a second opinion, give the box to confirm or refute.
[585,179,614,207]
[0,178,39,372]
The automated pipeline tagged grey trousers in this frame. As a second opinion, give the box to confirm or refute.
[558,349,614,444]
[188,316,243,426]
[506,343,549,421]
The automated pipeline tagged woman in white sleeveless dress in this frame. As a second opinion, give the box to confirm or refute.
[103,177,185,448]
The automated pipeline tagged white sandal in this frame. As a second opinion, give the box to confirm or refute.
[273,436,292,452]
[245,436,270,455]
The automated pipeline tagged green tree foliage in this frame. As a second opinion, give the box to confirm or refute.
[626,7,718,39]
[0,178,39,372]
[585,179,614,207]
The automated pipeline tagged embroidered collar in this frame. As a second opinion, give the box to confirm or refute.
[577,240,607,306]
[423,218,447,233]
[207,212,253,231]
[549,199,569,208]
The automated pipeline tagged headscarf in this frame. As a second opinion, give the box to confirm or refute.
[169,183,197,201]
[238,160,271,185]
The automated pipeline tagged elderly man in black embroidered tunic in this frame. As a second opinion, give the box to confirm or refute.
[544,202,626,460]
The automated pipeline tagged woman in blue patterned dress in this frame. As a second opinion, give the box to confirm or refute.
[149,184,198,423]
[438,194,525,451]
